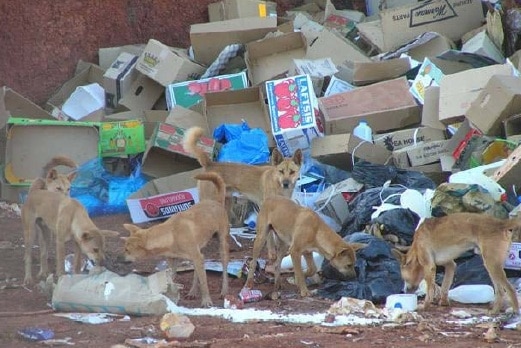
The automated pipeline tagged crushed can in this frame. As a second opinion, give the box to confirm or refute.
[239,288,263,303]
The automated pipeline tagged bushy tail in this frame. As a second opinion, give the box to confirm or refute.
[41,156,78,177]
[194,172,225,206]
[183,127,211,168]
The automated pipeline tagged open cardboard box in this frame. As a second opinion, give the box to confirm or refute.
[140,123,216,179]
[203,86,274,147]
[245,31,307,86]
[4,117,100,186]
[104,109,169,140]
[373,126,446,152]
[311,133,391,171]
[208,0,277,22]
[127,168,202,223]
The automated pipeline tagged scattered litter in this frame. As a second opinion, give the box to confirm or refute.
[39,337,75,346]
[239,288,263,303]
[223,295,244,309]
[160,313,195,339]
[54,312,130,324]
[18,327,54,341]
[385,293,417,312]
[450,309,473,318]
[439,331,472,338]
[327,297,383,318]
[124,337,172,348]
[0,201,21,216]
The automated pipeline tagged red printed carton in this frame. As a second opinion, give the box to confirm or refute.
[265,74,323,157]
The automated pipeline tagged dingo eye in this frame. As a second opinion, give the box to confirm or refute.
[289,170,295,175]
[93,248,99,253]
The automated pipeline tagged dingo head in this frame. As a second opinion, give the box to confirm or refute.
[45,169,77,195]
[119,224,150,262]
[271,148,303,193]
[329,243,367,279]
[78,229,118,266]
[392,249,424,293]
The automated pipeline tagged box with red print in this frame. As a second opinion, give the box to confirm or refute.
[265,74,323,157]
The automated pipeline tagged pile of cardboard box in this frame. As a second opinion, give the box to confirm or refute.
[2,0,521,267]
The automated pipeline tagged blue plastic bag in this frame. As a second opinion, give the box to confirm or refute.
[213,121,270,165]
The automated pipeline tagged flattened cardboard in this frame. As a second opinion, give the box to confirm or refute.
[311,133,391,171]
[245,32,307,86]
[438,63,516,125]
[141,123,216,179]
[465,75,521,136]
[374,126,446,151]
[190,17,278,66]
[203,86,274,147]
[351,57,411,86]
[118,73,164,112]
[208,0,277,22]
[136,39,205,87]
[128,168,201,223]
[4,118,99,185]
[421,85,445,130]
[462,30,505,64]
[165,71,248,109]
[46,61,106,122]
[380,0,484,51]
[166,106,210,136]
[318,77,421,135]
[392,139,450,168]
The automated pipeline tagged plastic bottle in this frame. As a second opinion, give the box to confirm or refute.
[447,284,495,304]
[244,211,257,230]
[353,120,373,143]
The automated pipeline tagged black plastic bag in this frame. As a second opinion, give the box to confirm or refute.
[372,208,419,245]
[351,161,397,189]
[317,233,403,303]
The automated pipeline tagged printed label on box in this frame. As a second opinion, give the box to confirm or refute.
[505,242,521,270]
[99,120,146,157]
[126,188,199,223]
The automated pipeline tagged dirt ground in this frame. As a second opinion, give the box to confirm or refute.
[1,203,521,348]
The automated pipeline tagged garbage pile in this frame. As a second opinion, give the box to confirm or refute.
[2,0,521,306]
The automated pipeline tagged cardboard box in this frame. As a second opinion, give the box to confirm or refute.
[104,110,168,140]
[141,123,216,179]
[305,28,371,66]
[503,113,521,138]
[493,143,521,192]
[103,52,139,109]
[127,168,201,223]
[355,20,385,53]
[438,63,516,125]
[374,126,446,151]
[4,118,99,185]
[0,165,29,203]
[190,17,278,66]
[165,71,249,109]
[265,74,323,156]
[392,139,450,168]
[380,0,484,51]
[462,30,505,64]
[165,106,210,136]
[98,44,146,70]
[364,0,416,16]
[318,76,421,135]
[350,57,411,86]
[135,39,205,87]
[245,31,307,86]
[505,242,521,270]
[409,57,472,105]
[203,86,274,147]
[118,73,165,112]
[421,86,445,130]
[465,75,521,136]
[99,120,145,157]
[311,133,391,171]
[208,0,277,22]
[314,177,363,225]
[323,75,356,97]
[46,61,106,122]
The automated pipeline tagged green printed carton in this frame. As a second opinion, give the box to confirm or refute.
[99,120,146,157]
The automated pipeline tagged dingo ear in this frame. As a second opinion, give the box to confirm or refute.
[292,148,303,166]
[99,230,120,238]
[123,223,141,235]
[349,242,368,252]
[81,231,94,241]
[67,171,78,182]
[271,148,284,165]
[391,248,406,264]
[47,169,59,180]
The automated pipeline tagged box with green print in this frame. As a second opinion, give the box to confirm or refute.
[165,71,249,110]
[265,74,323,157]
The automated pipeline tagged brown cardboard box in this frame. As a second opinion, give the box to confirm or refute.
[503,113,521,138]
[438,63,516,125]
[135,39,205,87]
[311,133,391,171]
[465,75,521,136]
[245,31,307,86]
[314,177,363,225]
[305,28,371,66]
[165,106,210,136]
[208,0,277,22]
[318,77,421,135]
[140,123,216,179]
[104,110,169,140]
[421,86,445,130]
[190,17,278,66]
[374,126,446,152]
[46,61,106,122]
[203,86,274,147]
[380,0,484,51]
[392,139,450,168]
[118,73,165,112]
[493,144,521,193]
[103,52,139,109]
[350,57,411,86]
[98,44,145,70]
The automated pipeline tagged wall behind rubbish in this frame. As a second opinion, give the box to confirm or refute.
[0,0,302,106]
